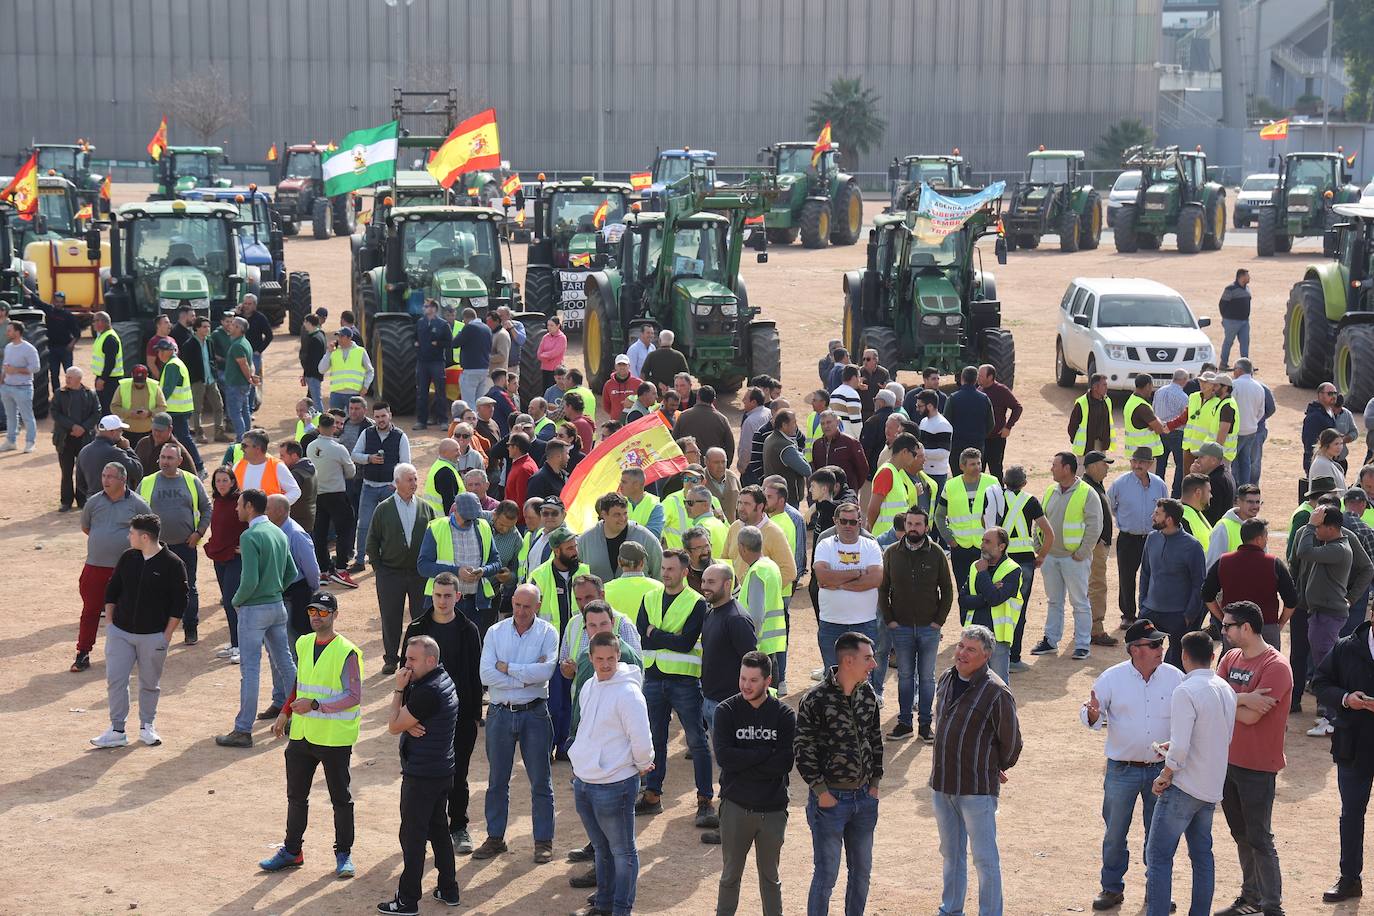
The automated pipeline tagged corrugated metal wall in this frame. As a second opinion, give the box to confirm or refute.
[0,0,1162,174]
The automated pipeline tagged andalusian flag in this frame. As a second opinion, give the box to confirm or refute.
[266,143,278,162]
[427,108,502,189]
[1,153,39,219]
[811,121,833,167]
[501,173,522,196]
[322,121,399,196]
[562,413,686,533]
[147,116,168,161]
[1259,119,1289,141]
[630,171,651,190]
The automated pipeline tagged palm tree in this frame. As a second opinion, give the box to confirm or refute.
[1091,119,1154,169]
[808,77,887,159]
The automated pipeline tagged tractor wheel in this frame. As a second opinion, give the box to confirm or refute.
[1256,207,1277,257]
[374,320,417,413]
[1003,233,1018,253]
[1114,205,1139,253]
[287,272,312,334]
[1276,233,1292,253]
[1176,204,1203,253]
[766,227,798,246]
[518,314,547,409]
[23,322,50,419]
[1335,323,1374,413]
[1203,196,1226,250]
[860,326,899,376]
[980,327,1016,390]
[312,199,332,240]
[749,322,782,381]
[524,266,557,319]
[1285,280,1336,388]
[1016,233,1040,250]
[842,283,865,355]
[1055,339,1077,388]
[330,195,356,237]
[357,280,380,345]
[1079,191,1102,250]
[583,281,616,391]
[113,320,144,378]
[799,199,831,249]
[283,219,300,238]
[830,182,863,246]
[1058,202,1080,253]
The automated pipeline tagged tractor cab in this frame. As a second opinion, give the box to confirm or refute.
[152,146,231,199]
[643,149,717,210]
[1115,145,1227,254]
[381,205,513,318]
[522,177,633,329]
[3,175,86,250]
[756,141,863,249]
[1258,152,1363,256]
[1003,149,1101,252]
[178,186,290,322]
[25,143,107,212]
[886,153,970,210]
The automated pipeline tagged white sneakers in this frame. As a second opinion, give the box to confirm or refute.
[139,725,162,747]
[90,728,129,748]
[0,442,14,452]
[216,645,241,663]
[230,648,241,664]
[1307,716,1334,737]
[22,443,35,453]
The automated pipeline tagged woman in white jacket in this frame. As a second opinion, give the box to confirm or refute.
[568,628,655,916]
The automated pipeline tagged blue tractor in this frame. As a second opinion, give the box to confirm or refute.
[641,148,718,210]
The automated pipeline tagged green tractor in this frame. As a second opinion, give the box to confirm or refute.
[885,152,970,212]
[349,170,450,314]
[756,142,863,249]
[22,142,110,215]
[1002,148,1102,253]
[840,189,1014,386]
[573,167,780,395]
[520,175,634,332]
[1286,202,1374,408]
[1257,151,1361,257]
[354,204,528,411]
[149,146,232,200]
[1113,145,1227,254]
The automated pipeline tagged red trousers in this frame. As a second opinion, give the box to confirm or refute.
[77,564,115,654]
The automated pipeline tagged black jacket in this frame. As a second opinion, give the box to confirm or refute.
[404,610,484,726]
[713,693,796,811]
[51,385,101,449]
[105,546,187,634]
[700,599,759,702]
[526,465,569,502]
[399,665,459,778]
[244,310,274,354]
[1314,620,1374,772]
[299,329,327,381]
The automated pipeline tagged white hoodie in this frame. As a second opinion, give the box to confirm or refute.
[568,662,654,784]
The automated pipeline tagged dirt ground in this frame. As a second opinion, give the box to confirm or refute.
[0,186,1361,915]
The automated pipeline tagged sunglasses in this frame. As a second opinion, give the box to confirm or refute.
[836,518,860,527]
[307,607,335,618]
[1131,638,1166,648]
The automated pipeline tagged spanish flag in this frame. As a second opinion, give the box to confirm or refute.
[427,108,502,189]
[75,203,94,221]
[501,173,522,196]
[570,252,592,268]
[100,174,112,201]
[1259,119,1289,141]
[266,143,278,162]
[1347,151,1358,169]
[562,412,686,533]
[147,116,168,161]
[0,153,39,220]
[630,171,651,190]
[812,121,833,168]
[592,200,610,229]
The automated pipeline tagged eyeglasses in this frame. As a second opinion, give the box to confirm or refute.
[836,518,860,527]
[1219,621,1243,631]
[1320,389,1337,396]
[306,607,335,618]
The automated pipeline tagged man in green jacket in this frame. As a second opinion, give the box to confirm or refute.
[217,487,299,748]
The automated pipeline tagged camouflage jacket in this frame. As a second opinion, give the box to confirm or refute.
[794,666,883,795]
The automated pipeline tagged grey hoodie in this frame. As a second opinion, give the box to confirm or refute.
[307,436,357,494]
[1295,525,1374,618]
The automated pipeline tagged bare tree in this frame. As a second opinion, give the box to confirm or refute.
[150,68,248,145]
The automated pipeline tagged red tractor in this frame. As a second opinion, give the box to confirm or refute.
[271,143,358,239]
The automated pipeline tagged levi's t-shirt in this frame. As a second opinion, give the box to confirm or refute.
[1217,645,1293,773]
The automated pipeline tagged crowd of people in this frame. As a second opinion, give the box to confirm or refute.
[30,296,1374,916]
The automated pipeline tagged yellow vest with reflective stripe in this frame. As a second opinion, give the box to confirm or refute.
[1002,489,1036,555]
[661,492,690,548]
[1182,504,1212,542]
[92,328,123,377]
[1219,515,1243,554]
[1203,396,1239,461]
[1123,393,1162,457]
[873,462,916,538]
[741,556,786,654]
[294,417,319,442]
[769,510,798,597]
[423,516,496,597]
[532,415,555,438]
[138,469,202,527]
[1183,391,1210,452]
[1046,481,1092,552]
[422,458,464,512]
[802,412,823,462]
[288,633,363,746]
[604,573,663,623]
[564,609,634,662]
[530,559,591,628]
[328,345,366,393]
[1363,506,1374,528]
[161,357,193,413]
[962,557,1023,645]
[695,515,729,558]
[114,378,153,411]
[944,472,999,548]
[626,492,660,529]
[642,585,704,676]
[1071,394,1116,456]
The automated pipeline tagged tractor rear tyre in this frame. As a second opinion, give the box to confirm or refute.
[859,326,899,376]
[1058,202,1081,253]
[1055,339,1077,388]
[23,322,50,419]
[331,195,356,237]
[800,199,831,249]
[842,284,865,355]
[283,219,300,238]
[1256,207,1277,257]
[583,282,616,392]
[525,267,556,320]
[357,281,379,345]
[312,199,332,240]
[518,314,548,409]
[749,323,782,381]
[287,272,312,334]
[1079,191,1103,250]
[1285,280,1336,388]
[1276,233,1292,253]
[831,182,863,246]
[113,320,144,378]
[1114,205,1139,253]
[1202,196,1226,250]
[1003,233,1018,253]
[1335,323,1374,413]
[374,320,417,413]
[766,227,798,246]
[980,328,1016,390]
[1176,204,1203,253]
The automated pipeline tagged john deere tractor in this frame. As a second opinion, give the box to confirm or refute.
[350,170,450,314]
[1257,151,1361,257]
[757,142,863,248]
[840,188,1014,386]
[572,166,780,395]
[1286,202,1374,409]
[1114,145,1227,254]
[149,147,232,200]
[520,175,634,331]
[22,142,110,215]
[1003,148,1102,252]
[271,143,360,239]
[640,149,718,211]
[885,152,970,212]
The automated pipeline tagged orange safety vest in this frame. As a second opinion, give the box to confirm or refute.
[234,456,286,495]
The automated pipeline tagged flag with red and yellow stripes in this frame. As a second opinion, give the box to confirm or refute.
[630,171,651,190]
[811,121,832,167]
[562,412,686,533]
[266,143,278,162]
[100,174,111,201]
[592,200,610,229]
[147,116,168,161]
[1259,119,1288,141]
[0,153,39,220]
[426,108,502,189]
[501,173,521,196]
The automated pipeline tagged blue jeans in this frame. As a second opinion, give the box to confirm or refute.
[233,600,296,733]
[483,701,555,841]
[1220,318,1249,366]
[305,376,323,414]
[1041,553,1091,652]
[223,384,252,440]
[574,774,640,916]
[459,369,486,409]
[170,413,204,471]
[642,675,713,798]
[818,618,881,692]
[806,787,878,916]
[415,360,447,425]
[1,384,36,447]
[932,789,1002,916]
[1101,760,1163,894]
[1232,433,1257,487]
[213,556,242,647]
[1145,785,1215,916]
[887,624,941,728]
[1157,429,1185,499]
[1251,425,1268,487]
[328,390,356,412]
[354,483,394,564]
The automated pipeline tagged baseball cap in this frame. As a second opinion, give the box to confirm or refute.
[1124,619,1165,646]
[306,591,339,613]
[153,339,176,352]
[615,354,630,365]
[618,541,648,565]
[1084,450,1114,466]
[131,364,149,379]
[98,415,129,431]
[548,526,577,547]
[453,492,482,519]
[1212,373,1234,388]
[540,496,565,513]
[1196,441,1225,460]
[1344,488,1369,505]
[151,412,173,430]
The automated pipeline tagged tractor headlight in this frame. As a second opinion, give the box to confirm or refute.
[1105,344,1129,361]
[158,297,177,311]
[693,302,714,317]
[720,301,737,317]
[944,316,960,326]
[1289,204,1310,213]
[471,296,488,312]
[1144,202,1165,211]
[188,297,209,310]
[921,314,941,327]
[442,296,464,311]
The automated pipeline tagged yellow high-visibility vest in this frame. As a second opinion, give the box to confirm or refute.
[422,458,464,512]
[328,345,366,393]
[962,557,1023,645]
[641,585,704,676]
[423,515,496,598]
[92,328,124,378]
[1046,481,1092,552]
[741,556,786,655]
[1203,396,1239,462]
[1183,391,1211,452]
[1002,489,1036,555]
[160,357,193,414]
[288,633,363,746]
[604,573,663,623]
[1182,504,1213,542]
[944,472,999,548]
[1071,394,1116,456]
[530,559,592,628]
[138,470,202,527]
[1123,393,1162,457]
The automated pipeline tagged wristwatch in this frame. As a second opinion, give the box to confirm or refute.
[311,699,319,711]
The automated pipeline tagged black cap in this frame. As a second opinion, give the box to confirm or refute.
[306,591,338,613]
[1084,450,1114,466]
[1124,619,1164,646]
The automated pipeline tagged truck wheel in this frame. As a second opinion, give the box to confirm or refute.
[312,198,332,240]
[1176,204,1203,253]
[374,320,417,413]
[1079,191,1102,250]
[331,195,356,236]
[287,272,312,334]
[766,227,798,245]
[1285,280,1336,387]
[1256,207,1277,257]
[980,327,1016,390]
[1113,205,1139,253]
[830,182,863,246]
[1335,323,1374,413]
[749,323,782,380]
[799,199,831,249]
[1202,196,1226,250]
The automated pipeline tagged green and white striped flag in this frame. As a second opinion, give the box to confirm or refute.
[322,121,399,196]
